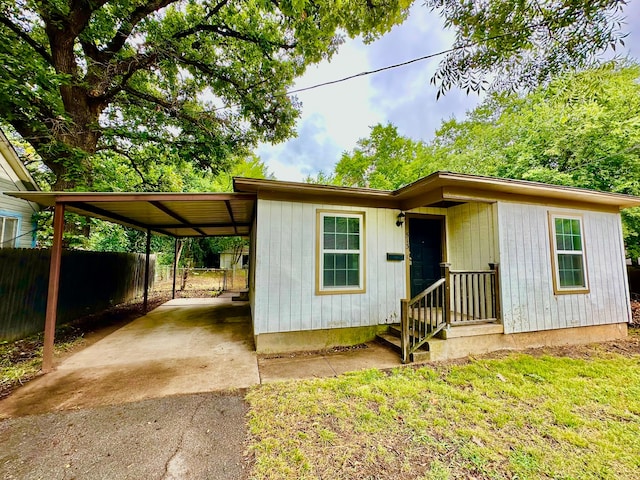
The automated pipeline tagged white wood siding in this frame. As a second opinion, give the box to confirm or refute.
[497,202,630,333]
[253,200,406,334]
[0,178,36,249]
[446,202,498,270]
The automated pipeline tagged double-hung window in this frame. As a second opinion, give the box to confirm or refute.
[549,214,589,293]
[0,216,18,248]
[317,211,365,294]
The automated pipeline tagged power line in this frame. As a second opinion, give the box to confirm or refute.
[212,29,523,112]
[286,45,461,96]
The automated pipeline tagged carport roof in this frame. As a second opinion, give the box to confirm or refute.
[5,191,256,237]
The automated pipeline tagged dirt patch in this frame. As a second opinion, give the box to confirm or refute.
[426,327,640,370]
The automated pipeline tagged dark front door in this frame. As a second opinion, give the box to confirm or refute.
[408,217,442,298]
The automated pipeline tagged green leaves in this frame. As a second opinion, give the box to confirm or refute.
[0,0,409,189]
[427,0,628,94]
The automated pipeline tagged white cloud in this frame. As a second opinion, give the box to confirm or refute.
[258,2,640,182]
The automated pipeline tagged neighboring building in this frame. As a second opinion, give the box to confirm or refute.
[234,172,637,361]
[0,129,39,249]
[212,246,249,269]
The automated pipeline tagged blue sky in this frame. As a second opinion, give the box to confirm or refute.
[257,2,640,181]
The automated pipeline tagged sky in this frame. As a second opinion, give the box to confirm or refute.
[257,2,640,182]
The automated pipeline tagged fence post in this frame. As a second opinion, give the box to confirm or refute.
[143,228,151,312]
[440,262,451,327]
[489,262,501,321]
[400,299,409,364]
[172,238,178,299]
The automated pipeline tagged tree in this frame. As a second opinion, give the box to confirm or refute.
[0,0,410,190]
[426,0,628,95]
[331,123,441,190]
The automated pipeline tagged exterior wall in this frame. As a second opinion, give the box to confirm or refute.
[253,200,407,335]
[446,202,498,270]
[0,177,36,249]
[497,202,630,334]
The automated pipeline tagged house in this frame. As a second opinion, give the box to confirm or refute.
[0,129,39,249]
[8,171,640,367]
[234,172,638,361]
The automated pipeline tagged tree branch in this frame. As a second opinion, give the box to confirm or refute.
[122,85,223,126]
[103,0,178,57]
[109,146,155,187]
[173,23,296,51]
[0,13,53,65]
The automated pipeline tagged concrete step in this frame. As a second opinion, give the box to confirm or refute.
[438,322,504,339]
[376,332,402,353]
[388,324,401,338]
[376,328,433,363]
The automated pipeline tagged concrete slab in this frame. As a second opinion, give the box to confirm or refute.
[1,296,406,418]
[324,342,402,375]
[258,342,402,383]
[0,298,260,418]
[258,356,336,382]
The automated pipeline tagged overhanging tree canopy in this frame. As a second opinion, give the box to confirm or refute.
[0,0,410,189]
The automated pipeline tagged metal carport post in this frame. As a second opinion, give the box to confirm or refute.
[42,202,65,373]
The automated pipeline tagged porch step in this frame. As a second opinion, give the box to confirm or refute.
[376,326,431,363]
[438,322,503,339]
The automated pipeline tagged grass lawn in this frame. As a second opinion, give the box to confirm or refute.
[247,342,640,479]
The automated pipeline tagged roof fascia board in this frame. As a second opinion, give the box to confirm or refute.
[441,185,632,211]
[256,189,399,209]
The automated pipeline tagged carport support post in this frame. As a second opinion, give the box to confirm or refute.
[172,238,178,299]
[143,228,151,312]
[42,202,65,373]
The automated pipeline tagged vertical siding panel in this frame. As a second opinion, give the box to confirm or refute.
[279,202,292,331]
[530,208,546,330]
[478,204,490,269]
[300,203,314,330]
[617,214,633,323]
[369,206,380,325]
[518,208,540,331]
[267,201,281,332]
[585,214,600,327]
[289,202,303,331]
[499,203,515,333]
[254,201,268,335]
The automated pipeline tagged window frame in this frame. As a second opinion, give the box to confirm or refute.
[316,210,366,295]
[0,215,19,249]
[548,212,590,295]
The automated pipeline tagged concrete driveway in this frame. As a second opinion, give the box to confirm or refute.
[0,295,403,479]
[0,296,259,418]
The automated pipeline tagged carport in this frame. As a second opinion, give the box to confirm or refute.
[6,191,256,372]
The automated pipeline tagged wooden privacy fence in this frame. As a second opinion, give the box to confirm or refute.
[0,249,153,341]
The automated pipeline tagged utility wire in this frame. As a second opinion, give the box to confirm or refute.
[212,29,524,112]
[286,44,462,96]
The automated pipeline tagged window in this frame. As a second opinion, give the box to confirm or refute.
[317,211,365,294]
[549,214,588,293]
[1,216,18,248]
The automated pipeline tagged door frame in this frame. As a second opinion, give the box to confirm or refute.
[404,213,448,300]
